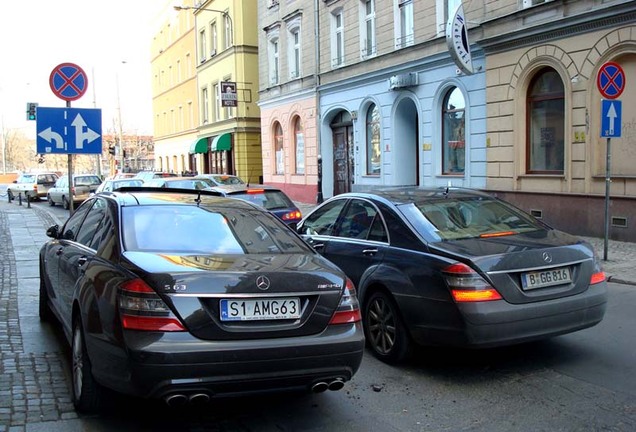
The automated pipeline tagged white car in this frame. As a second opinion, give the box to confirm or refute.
[8,172,59,201]
[47,175,103,209]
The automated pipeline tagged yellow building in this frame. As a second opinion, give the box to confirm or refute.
[151,0,200,175]
[177,0,262,183]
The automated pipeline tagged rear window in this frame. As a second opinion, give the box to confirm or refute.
[230,190,294,211]
[407,197,544,241]
[122,205,310,254]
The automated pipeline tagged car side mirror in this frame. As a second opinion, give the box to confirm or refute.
[46,224,59,239]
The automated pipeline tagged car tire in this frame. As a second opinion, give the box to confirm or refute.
[38,272,52,322]
[48,194,55,206]
[63,197,70,210]
[72,318,103,413]
[363,290,412,364]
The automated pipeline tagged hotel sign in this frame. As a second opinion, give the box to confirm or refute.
[220,82,238,107]
[446,2,473,75]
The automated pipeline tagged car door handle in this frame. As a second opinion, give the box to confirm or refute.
[312,243,325,250]
[362,248,378,256]
[78,256,88,267]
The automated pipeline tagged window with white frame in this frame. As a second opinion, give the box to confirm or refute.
[269,38,280,85]
[224,13,232,49]
[435,0,448,37]
[213,83,220,121]
[294,117,305,174]
[211,21,218,57]
[522,0,553,7]
[360,0,376,58]
[331,9,344,68]
[288,27,301,79]
[199,28,207,63]
[441,87,466,174]
[397,0,414,48]
[274,122,284,175]
[366,104,381,175]
[201,87,209,124]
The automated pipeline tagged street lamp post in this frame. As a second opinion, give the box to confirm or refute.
[173,5,233,38]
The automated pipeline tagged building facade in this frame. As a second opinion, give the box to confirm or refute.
[186,0,263,184]
[479,0,636,242]
[257,0,636,241]
[151,0,200,175]
[258,0,320,203]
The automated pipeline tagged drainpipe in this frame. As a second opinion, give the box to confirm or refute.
[314,0,323,203]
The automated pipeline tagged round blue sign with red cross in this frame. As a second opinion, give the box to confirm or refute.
[597,61,625,100]
[49,63,88,101]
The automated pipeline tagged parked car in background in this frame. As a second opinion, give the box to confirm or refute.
[93,178,143,194]
[195,173,245,186]
[8,172,59,201]
[39,189,364,413]
[296,187,608,364]
[47,174,103,209]
[141,176,212,190]
[207,185,302,228]
[134,171,178,182]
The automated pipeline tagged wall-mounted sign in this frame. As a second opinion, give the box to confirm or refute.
[221,82,238,107]
[388,73,418,90]
[446,2,473,75]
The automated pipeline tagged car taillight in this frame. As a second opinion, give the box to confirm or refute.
[329,278,362,324]
[443,262,503,303]
[590,272,606,284]
[118,278,186,331]
[282,210,302,221]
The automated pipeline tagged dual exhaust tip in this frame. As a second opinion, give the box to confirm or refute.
[165,379,346,406]
[164,392,210,407]
[311,378,345,393]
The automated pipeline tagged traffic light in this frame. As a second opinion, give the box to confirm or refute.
[26,102,38,121]
[108,145,116,156]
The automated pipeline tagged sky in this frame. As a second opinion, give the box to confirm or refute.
[0,0,172,138]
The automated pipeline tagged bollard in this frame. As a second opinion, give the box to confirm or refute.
[18,192,22,206]
[26,193,31,208]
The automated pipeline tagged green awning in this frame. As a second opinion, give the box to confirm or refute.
[211,133,232,151]
[189,137,208,154]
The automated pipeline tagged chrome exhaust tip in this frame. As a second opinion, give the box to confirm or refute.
[165,394,188,407]
[189,393,210,405]
[328,379,345,391]
[311,382,329,393]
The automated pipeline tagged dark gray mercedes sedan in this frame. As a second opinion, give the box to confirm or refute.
[39,188,364,413]
[297,187,607,364]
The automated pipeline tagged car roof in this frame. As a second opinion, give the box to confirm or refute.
[96,188,265,209]
[331,187,495,206]
[206,184,283,194]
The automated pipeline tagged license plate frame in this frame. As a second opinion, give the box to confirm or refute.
[220,298,301,321]
[521,267,572,290]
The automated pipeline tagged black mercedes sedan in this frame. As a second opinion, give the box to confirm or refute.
[296,187,608,364]
[39,188,364,413]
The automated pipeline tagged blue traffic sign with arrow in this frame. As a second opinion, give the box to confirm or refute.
[601,100,621,138]
[36,107,102,154]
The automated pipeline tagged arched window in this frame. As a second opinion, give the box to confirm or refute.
[274,122,284,175]
[366,104,381,175]
[294,117,305,174]
[526,68,564,173]
[442,87,465,174]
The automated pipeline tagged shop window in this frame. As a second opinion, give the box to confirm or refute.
[274,122,284,175]
[366,104,381,175]
[442,87,465,174]
[294,117,305,174]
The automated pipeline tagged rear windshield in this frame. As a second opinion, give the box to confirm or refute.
[406,197,544,241]
[230,191,294,211]
[122,205,310,254]
[19,175,36,183]
[213,175,244,185]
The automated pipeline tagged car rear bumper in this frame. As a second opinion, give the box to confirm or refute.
[408,282,608,348]
[89,322,365,399]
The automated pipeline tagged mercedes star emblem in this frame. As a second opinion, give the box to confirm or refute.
[256,275,271,291]
[542,252,553,263]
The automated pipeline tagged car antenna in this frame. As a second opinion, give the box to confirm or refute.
[195,191,202,206]
[444,180,452,197]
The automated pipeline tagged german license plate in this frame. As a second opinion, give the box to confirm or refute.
[220,298,301,321]
[521,267,572,290]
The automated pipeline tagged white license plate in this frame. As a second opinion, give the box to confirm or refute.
[521,267,572,290]
[220,298,301,321]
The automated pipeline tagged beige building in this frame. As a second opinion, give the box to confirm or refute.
[479,0,636,241]
[151,0,200,175]
[258,0,320,203]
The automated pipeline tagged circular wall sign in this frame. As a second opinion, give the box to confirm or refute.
[597,61,625,100]
[446,3,473,75]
